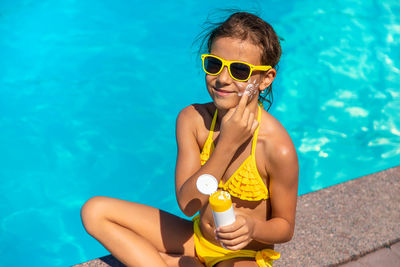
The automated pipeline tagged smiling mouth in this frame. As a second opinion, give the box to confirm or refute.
[214,88,236,96]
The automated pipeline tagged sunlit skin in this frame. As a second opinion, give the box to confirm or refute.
[80,36,299,267]
[178,37,298,252]
[205,37,272,114]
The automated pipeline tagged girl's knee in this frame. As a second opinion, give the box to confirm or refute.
[81,196,110,234]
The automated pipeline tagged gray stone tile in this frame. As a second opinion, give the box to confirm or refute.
[392,242,400,258]
[72,255,124,267]
[358,248,400,267]
[339,261,363,267]
[275,166,400,266]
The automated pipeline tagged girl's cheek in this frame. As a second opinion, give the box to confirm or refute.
[236,78,260,100]
[237,83,246,96]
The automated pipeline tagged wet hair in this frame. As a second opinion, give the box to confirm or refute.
[198,11,282,110]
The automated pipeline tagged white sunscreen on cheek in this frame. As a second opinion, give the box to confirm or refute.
[246,79,259,100]
[237,79,259,100]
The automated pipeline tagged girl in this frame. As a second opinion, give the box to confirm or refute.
[81,12,298,267]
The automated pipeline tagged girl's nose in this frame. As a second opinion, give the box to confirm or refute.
[216,66,232,84]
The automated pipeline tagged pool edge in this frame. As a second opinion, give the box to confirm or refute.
[275,165,400,266]
[73,165,400,266]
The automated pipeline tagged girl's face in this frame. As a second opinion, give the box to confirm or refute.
[205,37,265,111]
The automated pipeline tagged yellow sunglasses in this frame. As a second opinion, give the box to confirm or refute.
[201,54,272,82]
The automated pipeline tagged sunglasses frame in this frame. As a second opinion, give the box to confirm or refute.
[201,54,272,82]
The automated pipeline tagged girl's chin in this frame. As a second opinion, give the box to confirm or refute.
[212,99,239,111]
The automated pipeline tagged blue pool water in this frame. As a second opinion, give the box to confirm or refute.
[0,0,399,266]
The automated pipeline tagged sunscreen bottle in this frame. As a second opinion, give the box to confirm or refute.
[209,190,236,227]
[196,174,236,228]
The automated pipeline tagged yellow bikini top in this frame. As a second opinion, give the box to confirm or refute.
[200,106,269,201]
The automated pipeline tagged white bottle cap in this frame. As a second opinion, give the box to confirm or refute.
[196,174,218,195]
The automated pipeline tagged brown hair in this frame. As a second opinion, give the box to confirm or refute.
[198,12,282,110]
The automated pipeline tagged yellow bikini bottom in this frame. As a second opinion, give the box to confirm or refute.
[192,216,280,267]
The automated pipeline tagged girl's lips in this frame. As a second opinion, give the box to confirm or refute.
[214,88,236,97]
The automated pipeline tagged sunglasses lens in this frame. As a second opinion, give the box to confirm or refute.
[204,56,222,74]
[230,63,251,81]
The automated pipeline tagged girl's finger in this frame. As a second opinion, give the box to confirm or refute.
[224,242,247,251]
[220,235,249,250]
[216,224,247,240]
[217,219,244,233]
[223,107,236,123]
[250,119,259,134]
[217,229,242,241]
[242,108,250,126]
[234,90,249,116]
[247,112,255,130]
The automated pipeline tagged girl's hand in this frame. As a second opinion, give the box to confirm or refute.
[219,92,259,149]
[215,214,255,250]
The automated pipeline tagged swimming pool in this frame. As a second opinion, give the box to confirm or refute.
[0,0,399,266]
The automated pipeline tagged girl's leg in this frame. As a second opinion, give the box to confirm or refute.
[81,196,201,267]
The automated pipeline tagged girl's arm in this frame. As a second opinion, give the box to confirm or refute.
[175,93,259,217]
[174,106,236,216]
[216,130,299,248]
[252,139,299,244]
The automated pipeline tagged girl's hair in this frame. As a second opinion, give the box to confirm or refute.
[198,12,282,110]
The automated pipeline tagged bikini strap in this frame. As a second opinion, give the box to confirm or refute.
[207,108,218,139]
[251,106,262,155]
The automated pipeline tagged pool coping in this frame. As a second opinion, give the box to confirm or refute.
[74,165,400,266]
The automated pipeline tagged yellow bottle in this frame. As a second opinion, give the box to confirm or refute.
[197,174,236,228]
[209,190,236,227]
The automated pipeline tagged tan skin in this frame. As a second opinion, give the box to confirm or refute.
[81,37,298,267]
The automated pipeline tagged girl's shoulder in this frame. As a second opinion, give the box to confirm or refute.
[259,109,287,137]
[176,102,216,148]
[177,102,216,127]
[259,110,297,163]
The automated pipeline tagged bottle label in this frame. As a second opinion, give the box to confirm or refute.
[212,207,236,228]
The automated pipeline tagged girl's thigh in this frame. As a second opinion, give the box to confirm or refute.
[82,196,195,256]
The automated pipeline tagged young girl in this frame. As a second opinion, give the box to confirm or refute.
[81,12,298,267]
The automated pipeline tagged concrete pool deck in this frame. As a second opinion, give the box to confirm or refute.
[75,165,400,266]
